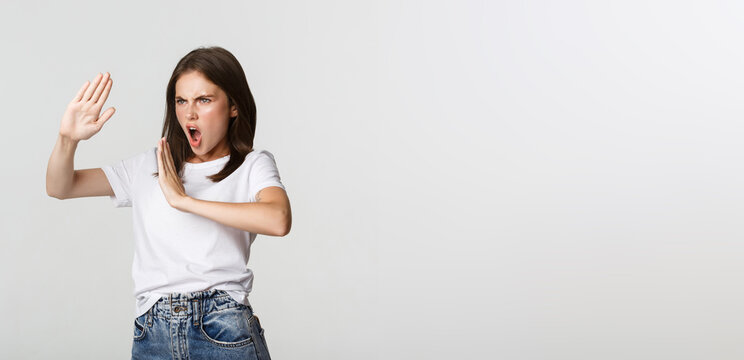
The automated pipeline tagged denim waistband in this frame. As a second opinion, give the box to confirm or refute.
[147,289,252,322]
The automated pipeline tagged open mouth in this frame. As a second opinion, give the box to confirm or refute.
[187,126,202,147]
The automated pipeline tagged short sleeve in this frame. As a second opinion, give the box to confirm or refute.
[101,148,151,208]
[248,150,286,201]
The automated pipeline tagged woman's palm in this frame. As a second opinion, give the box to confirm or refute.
[60,72,115,141]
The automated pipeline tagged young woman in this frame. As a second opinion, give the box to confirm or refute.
[46,46,290,360]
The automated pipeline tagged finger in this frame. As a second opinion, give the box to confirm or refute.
[163,139,175,179]
[91,72,111,103]
[82,73,102,102]
[161,139,171,177]
[157,138,164,176]
[164,141,178,176]
[168,142,180,179]
[96,107,116,129]
[73,80,89,102]
[160,138,170,176]
[97,78,113,105]
[161,138,168,175]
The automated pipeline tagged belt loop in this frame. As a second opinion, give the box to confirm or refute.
[193,298,200,326]
[147,307,153,327]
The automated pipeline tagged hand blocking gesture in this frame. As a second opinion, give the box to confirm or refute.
[59,72,115,141]
[157,137,189,210]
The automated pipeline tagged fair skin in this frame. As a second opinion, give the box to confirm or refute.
[175,70,235,163]
[47,71,291,237]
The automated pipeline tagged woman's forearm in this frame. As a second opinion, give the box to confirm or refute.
[46,134,79,199]
[174,197,289,237]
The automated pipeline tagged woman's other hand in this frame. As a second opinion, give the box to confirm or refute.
[157,137,189,210]
[59,72,115,141]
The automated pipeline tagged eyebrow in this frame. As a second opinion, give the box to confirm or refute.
[175,94,215,99]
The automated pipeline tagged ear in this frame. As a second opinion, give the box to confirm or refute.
[230,104,238,118]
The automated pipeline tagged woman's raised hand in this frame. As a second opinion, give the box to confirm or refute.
[59,72,116,141]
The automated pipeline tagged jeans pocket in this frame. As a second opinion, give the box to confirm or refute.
[133,313,148,341]
[199,306,255,348]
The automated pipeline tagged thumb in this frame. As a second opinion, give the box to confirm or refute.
[97,107,116,128]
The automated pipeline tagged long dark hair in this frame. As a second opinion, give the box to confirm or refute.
[152,46,257,182]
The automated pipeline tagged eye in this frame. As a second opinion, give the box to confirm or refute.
[200,98,211,103]
[176,99,185,105]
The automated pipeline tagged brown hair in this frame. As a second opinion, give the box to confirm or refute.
[152,46,257,182]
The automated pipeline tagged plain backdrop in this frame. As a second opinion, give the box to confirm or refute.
[2,0,744,359]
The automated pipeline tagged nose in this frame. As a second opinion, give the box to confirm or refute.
[186,104,198,120]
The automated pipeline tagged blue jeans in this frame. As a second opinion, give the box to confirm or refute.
[131,289,272,360]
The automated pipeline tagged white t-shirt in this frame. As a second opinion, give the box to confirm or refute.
[102,147,286,318]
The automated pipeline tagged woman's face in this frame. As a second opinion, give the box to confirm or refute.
[174,70,237,162]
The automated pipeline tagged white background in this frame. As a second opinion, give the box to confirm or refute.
[1,0,743,359]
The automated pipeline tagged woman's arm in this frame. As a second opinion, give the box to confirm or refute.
[46,134,79,198]
[47,73,115,199]
[174,186,292,236]
[157,138,291,236]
